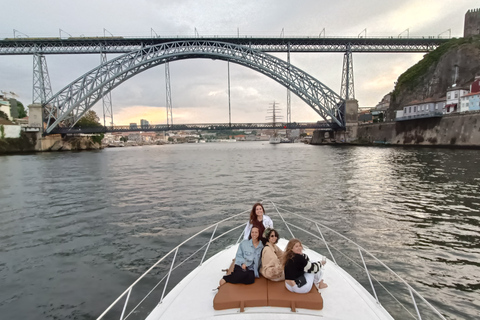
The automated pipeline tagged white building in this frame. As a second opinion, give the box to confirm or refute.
[445,85,469,114]
[396,98,445,121]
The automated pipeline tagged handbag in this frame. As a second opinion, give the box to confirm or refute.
[294,274,307,287]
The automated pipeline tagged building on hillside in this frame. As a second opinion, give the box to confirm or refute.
[464,8,480,38]
[460,92,480,112]
[358,110,373,123]
[446,85,469,114]
[395,98,444,121]
[471,75,480,94]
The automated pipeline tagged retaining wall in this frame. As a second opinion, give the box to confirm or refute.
[311,112,480,147]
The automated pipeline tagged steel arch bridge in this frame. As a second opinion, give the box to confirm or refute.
[43,40,346,134]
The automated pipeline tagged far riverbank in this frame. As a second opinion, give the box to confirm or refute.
[311,111,480,148]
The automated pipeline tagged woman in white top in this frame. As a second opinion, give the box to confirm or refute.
[243,203,273,240]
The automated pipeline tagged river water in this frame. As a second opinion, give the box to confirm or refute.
[0,142,479,320]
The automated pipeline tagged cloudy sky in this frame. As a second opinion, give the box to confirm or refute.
[0,0,477,125]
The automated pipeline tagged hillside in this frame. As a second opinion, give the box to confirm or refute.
[386,36,480,120]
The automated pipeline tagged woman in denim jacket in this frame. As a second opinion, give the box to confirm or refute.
[219,226,264,285]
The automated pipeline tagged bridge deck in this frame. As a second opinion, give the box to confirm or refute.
[0,36,449,54]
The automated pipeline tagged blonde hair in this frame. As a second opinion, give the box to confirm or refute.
[281,238,302,267]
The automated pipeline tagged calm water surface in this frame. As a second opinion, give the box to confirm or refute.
[0,142,479,319]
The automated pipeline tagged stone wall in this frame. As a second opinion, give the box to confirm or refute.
[311,112,480,147]
[0,132,37,154]
[1,124,21,138]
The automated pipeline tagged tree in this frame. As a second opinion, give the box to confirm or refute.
[17,101,27,118]
[74,110,102,127]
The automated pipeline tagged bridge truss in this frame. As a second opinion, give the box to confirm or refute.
[42,40,346,134]
[0,37,449,54]
[50,121,333,135]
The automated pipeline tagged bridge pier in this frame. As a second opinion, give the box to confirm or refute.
[28,103,62,151]
[311,99,358,144]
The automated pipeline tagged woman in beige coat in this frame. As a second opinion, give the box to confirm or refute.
[260,228,285,281]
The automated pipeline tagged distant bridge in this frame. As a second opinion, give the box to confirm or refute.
[50,122,334,135]
[0,36,450,54]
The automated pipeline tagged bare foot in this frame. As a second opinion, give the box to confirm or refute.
[285,280,296,287]
[318,280,328,289]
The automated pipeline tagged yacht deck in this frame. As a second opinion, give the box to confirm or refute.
[145,238,394,320]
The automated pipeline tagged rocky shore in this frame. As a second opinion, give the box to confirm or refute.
[0,134,102,154]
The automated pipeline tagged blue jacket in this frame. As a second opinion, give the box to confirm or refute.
[235,239,264,277]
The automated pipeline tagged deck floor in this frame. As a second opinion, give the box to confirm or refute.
[145,239,394,320]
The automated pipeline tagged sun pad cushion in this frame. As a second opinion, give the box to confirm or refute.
[213,276,323,312]
[213,276,268,311]
[267,279,323,311]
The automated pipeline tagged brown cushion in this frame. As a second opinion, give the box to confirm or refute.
[267,280,323,311]
[213,276,268,311]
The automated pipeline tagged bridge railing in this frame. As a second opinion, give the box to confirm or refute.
[48,122,336,134]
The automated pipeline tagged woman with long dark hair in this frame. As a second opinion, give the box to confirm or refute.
[243,202,273,240]
[219,226,264,286]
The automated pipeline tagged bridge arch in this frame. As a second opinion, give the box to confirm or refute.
[43,40,345,134]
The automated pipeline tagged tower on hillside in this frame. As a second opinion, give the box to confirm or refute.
[464,8,480,38]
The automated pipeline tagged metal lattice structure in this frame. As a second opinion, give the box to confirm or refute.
[49,121,334,135]
[43,40,345,134]
[32,53,53,103]
[165,62,173,126]
[286,46,292,124]
[100,51,114,126]
[340,44,355,100]
[0,37,449,54]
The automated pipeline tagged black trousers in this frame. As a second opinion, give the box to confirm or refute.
[223,265,255,284]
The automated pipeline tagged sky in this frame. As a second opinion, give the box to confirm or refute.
[0,0,478,125]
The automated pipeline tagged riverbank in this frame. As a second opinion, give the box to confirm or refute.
[311,111,480,148]
[0,133,102,154]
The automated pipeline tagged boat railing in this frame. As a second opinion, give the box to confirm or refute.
[96,209,249,320]
[266,200,446,320]
[97,202,446,320]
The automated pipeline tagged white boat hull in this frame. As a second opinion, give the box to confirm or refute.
[146,238,393,320]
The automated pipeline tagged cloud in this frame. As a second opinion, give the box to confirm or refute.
[1,0,478,124]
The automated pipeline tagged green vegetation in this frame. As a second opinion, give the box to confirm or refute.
[0,131,36,153]
[17,101,27,118]
[0,125,4,139]
[74,110,102,127]
[90,133,104,144]
[393,37,480,97]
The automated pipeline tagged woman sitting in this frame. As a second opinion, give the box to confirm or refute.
[282,238,327,294]
[260,228,284,281]
[243,202,273,240]
[219,226,264,286]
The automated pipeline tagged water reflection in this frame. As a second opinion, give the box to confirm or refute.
[0,144,479,319]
